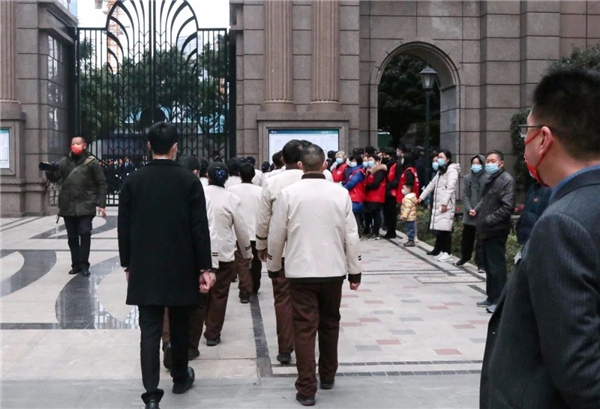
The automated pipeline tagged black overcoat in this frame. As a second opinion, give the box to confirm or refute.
[118,160,212,306]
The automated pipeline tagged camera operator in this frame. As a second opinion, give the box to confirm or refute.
[40,136,107,277]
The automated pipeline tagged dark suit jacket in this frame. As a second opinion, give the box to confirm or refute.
[118,160,212,306]
[480,167,600,409]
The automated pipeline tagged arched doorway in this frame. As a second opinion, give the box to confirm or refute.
[371,42,461,164]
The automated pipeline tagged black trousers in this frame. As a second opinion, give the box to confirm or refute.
[482,236,508,304]
[139,305,191,404]
[383,197,397,237]
[436,231,452,254]
[63,216,94,271]
[363,203,382,235]
[461,224,484,267]
[250,241,262,294]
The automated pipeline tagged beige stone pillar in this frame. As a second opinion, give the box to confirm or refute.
[263,0,294,112]
[309,0,340,112]
[0,0,19,110]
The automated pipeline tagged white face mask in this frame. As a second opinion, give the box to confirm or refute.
[350,162,357,168]
[402,188,409,196]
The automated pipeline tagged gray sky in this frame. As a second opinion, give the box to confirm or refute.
[76,0,229,29]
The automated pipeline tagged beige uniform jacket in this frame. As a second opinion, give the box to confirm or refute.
[228,182,263,241]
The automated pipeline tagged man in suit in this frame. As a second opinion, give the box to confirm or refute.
[267,144,362,406]
[118,122,215,409]
[480,68,600,409]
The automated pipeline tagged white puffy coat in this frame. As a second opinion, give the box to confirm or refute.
[420,163,461,232]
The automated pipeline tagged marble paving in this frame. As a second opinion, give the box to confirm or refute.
[0,208,488,408]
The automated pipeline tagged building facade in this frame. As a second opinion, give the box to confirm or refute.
[1,0,76,217]
[231,0,600,170]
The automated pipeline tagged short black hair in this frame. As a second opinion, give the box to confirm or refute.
[226,158,240,176]
[246,156,256,166]
[365,145,376,156]
[240,162,256,183]
[532,68,600,159]
[350,154,363,165]
[72,135,88,144]
[272,151,284,168]
[487,150,504,161]
[207,162,229,187]
[178,154,200,172]
[261,161,270,173]
[301,144,326,172]
[282,139,303,165]
[199,158,209,177]
[352,147,365,156]
[327,150,336,159]
[148,122,178,155]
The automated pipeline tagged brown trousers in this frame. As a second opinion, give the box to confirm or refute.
[290,280,343,398]
[162,301,206,351]
[272,273,295,354]
[204,261,236,340]
[250,241,262,294]
[234,245,253,299]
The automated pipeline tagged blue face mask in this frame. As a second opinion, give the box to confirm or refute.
[437,158,446,167]
[336,158,344,165]
[471,164,482,174]
[432,162,439,171]
[350,162,357,168]
[486,163,500,174]
[368,161,375,168]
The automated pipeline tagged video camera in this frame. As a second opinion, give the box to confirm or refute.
[38,162,59,172]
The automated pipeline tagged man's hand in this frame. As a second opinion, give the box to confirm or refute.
[199,270,217,293]
[125,268,129,283]
[469,209,477,217]
[350,282,360,291]
[441,204,448,213]
[98,207,107,218]
[258,249,268,263]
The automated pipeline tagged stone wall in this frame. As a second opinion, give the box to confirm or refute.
[1,0,76,217]
[233,0,600,176]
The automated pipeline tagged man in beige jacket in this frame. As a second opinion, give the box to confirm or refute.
[255,139,304,365]
[267,144,362,406]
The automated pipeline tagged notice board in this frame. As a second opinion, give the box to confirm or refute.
[268,129,339,161]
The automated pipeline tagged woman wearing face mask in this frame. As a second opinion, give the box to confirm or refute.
[418,150,461,263]
[457,155,488,269]
[363,155,387,239]
[343,155,367,236]
[331,151,349,183]
[203,162,253,347]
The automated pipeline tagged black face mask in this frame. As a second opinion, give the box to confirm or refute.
[382,157,390,165]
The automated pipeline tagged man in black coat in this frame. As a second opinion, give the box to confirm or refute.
[475,150,516,312]
[515,179,551,245]
[480,68,600,409]
[118,122,215,409]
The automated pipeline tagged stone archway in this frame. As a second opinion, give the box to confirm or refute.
[369,42,461,158]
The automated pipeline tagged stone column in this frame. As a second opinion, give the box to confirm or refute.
[0,0,19,110]
[309,0,340,112]
[263,0,294,112]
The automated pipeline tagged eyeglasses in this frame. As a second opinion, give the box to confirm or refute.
[517,124,563,140]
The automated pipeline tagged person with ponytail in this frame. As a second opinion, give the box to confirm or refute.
[203,162,253,347]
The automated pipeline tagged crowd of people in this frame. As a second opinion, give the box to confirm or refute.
[40,67,600,409]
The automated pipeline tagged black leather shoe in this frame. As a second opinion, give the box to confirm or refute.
[206,336,221,347]
[383,234,397,239]
[277,352,291,365]
[477,299,492,308]
[188,348,200,360]
[80,267,90,277]
[455,259,470,267]
[68,269,79,275]
[427,250,440,256]
[320,380,335,390]
[172,367,195,394]
[296,393,316,406]
[145,400,160,409]
[163,342,172,370]
[240,297,250,304]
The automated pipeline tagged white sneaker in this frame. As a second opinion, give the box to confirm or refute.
[434,252,446,261]
[438,253,453,263]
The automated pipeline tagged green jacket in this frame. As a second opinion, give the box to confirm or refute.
[47,151,107,216]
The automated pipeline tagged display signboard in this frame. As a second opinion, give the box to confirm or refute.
[0,129,10,169]
[268,129,339,162]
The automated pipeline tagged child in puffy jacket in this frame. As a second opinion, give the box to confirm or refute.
[400,183,418,247]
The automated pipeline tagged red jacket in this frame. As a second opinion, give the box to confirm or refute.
[347,168,366,204]
[332,163,348,183]
[364,164,387,204]
[396,167,420,203]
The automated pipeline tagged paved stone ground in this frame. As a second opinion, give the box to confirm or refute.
[0,210,488,408]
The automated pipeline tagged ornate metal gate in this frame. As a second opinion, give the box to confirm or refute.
[76,0,235,205]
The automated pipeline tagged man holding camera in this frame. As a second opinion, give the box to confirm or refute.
[42,136,107,277]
